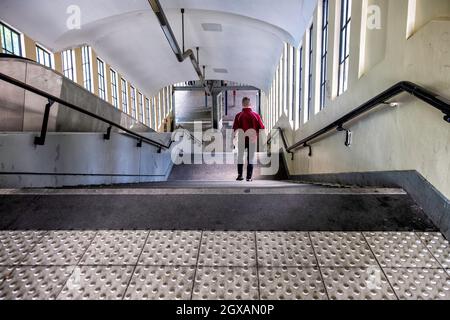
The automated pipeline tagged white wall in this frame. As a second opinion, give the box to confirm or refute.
[0,132,174,188]
[263,0,450,198]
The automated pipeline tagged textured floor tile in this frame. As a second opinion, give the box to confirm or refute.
[192,267,259,300]
[310,232,377,267]
[80,231,148,265]
[25,231,96,266]
[138,231,201,266]
[58,266,133,300]
[364,232,440,268]
[198,232,256,267]
[259,267,327,300]
[256,232,317,267]
[417,232,450,268]
[0,267,14,285]
[0,266,75,300]
[0,231,46,265]
[124,266,195,300]
[321,267,397,300]
[384,268,450,300]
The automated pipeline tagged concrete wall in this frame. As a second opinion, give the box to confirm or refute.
[263,0,450,201]
[0,132,174,188]
[0,58,151,133]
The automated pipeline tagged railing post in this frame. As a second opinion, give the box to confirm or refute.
[103,126,112,140]
[303,143,312,157]
[34,99,54,146]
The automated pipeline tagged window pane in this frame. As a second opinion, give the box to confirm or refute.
[36,46,52,68]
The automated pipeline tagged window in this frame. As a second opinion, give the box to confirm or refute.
[138,93,144,123]
[152,97,157,129]
[121,78,128,113]
[145,98,151,126]
[110,69,119,108]
[291,46,296,121]
[320,0,330,109]
[61,50,75,81]
[338,0,352,95]
[36,45,53,69]
[306,24,314,122]
[130,86,137,119]
[0,22,22,56]
[97,58,106,100]
[81,46,93,92]
[159,92,163,125]
[298,47,303,124]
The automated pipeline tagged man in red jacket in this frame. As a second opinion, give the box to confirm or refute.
[233,97,265,181]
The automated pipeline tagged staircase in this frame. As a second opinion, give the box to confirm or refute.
[0,176,437,233]
[169,152,288,181]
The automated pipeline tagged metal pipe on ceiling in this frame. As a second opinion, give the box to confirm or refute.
[148,0,211,95]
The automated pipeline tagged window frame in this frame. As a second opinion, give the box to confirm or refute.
[130,85,137,119]
[298,46,303,125]
[306,24,314,123]
[81,46,93,93]
[110,68,119,108]
[36,44,53,69]
[61,49,76,81]
[121,78,129,114]
[0,22,23,56]
[320,0,330,109]
[145,97,151,127]
[97,58,107,100]
[338,0,352,96]
[291,46,296,122]
[138,92,144,123]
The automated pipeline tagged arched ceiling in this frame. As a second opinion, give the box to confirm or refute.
[0,0,317,96]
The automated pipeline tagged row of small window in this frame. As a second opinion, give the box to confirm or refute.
[268,0,352,126]
[1,22,54,68]
[1,22,167,128]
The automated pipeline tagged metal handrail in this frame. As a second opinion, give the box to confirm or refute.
[0,72,172,150]
[267,127,297,160]
[175,125,203,146]
[275,81,450,154]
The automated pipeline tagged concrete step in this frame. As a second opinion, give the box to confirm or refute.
[169,153,288,181]
[0,184,437,232]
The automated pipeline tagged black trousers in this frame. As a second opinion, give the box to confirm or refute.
[237,139,257,179]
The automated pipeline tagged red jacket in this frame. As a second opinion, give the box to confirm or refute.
[232,108,265,133]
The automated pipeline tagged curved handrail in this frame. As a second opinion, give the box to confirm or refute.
[0,72,172,150]
[278,81,450,154]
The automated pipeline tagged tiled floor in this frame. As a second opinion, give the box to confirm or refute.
[0,231,449,300]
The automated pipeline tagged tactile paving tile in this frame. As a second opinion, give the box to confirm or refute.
[0,267,14,285]
[310,232,377,267]
[80,231,148,265]
[0,266,75,300]
[364,232,440,268]
[198,232,256,267]
[321,267,397,300]
[0,231,46,265]
[256,232,317,267]
[417,232,450,268]
[58,265,133,300]
[192,267,259,300]
[124,266,195,300]
[138,231,201,266]
[25,231,96,266]
[259,267,327,300]
[384,268,450,300]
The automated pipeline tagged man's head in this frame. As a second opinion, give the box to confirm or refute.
[242,97,251,108]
